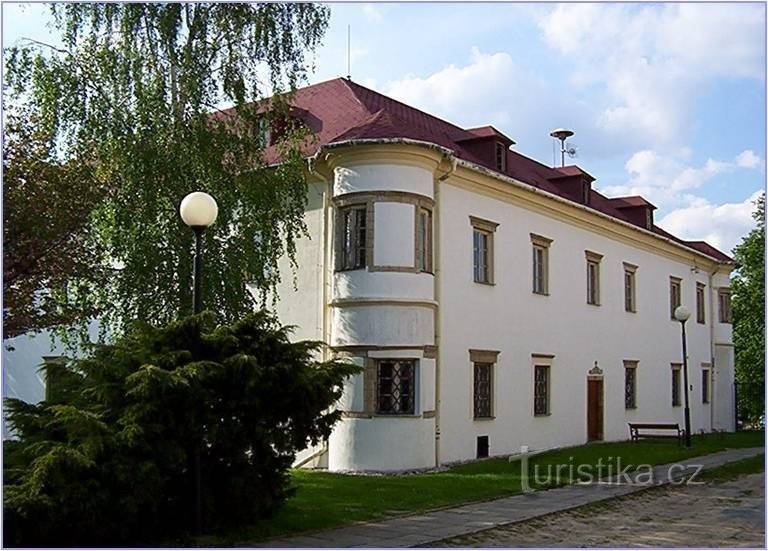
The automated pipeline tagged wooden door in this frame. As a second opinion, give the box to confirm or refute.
[587,379,604,441]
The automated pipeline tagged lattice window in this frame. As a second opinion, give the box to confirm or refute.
[473,362,493,418]
[376,360,415,415]
[534,365,550,415]
[671,365,681,407]
[625,365,637,409]
[533,246,547,294]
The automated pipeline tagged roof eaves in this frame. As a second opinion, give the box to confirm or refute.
[453,157,730,266]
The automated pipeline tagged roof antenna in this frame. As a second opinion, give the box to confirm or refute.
[549,128,575,168]
[346,24,351,80]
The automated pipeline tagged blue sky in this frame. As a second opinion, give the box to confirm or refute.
[4,2,765,252]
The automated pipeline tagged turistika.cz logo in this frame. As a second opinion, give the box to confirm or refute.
[512,446,705,493]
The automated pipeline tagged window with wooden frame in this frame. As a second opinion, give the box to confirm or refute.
[416,207,433,273]
[375,360,415,415]
[531,234,552,295]
[585,251,602,305]
[495,142,507,172]
[470,217,498,284]
[624,360,637,409]
[534,365,550,416]
[718,288,732,323]
[702,368,710,404]
[696,282,706,324]
[337,205,368,271]
[671,364,682,407]
[669,277,682,319]
[624,263,637,313]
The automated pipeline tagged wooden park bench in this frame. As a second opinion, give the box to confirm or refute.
[628,422,685,445]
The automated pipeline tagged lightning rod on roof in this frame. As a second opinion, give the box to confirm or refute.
[346,25,351,80]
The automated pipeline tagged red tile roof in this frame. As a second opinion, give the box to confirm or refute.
[256,77,732,263]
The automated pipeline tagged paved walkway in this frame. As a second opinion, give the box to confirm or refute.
[427,471,765,548]
[259,447,763,548]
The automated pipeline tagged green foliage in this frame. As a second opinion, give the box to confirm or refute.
[732,193,765,424]
[3,312,359,546]
[4,3,330,344]
[3,107,109,339]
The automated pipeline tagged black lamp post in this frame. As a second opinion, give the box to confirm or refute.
[674,305,693,448]
[179,191,218,534]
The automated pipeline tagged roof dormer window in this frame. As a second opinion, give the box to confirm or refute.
[582,182,590,205]
[495,142,507,172]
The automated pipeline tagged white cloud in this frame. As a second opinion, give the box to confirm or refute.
[736,149,761,169]
[538,4,765,145]
[657,190,763,253]
[383,47,592,150]
[362,3,384,22]
[601,149,763,208]
[599,148,763,252]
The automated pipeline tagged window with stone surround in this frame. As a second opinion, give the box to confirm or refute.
[669,277,682,319]
[624,360,637,409]
[585,251,602,305]
[718,288,732,323]
[531,233,552,295]
[534,365,550,415]
[471,349,499,420]
[376,360,415,415]
[624,263,637,313]
[416,207,433,273]
[696,282,706,324]
[471,216,498,284]
[337,205,368,271]
[671,364,682,407]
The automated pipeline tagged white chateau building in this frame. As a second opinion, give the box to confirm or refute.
[260,78,736,472]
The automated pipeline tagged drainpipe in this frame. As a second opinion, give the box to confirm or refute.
[708,265,719,430]
[433,153,457,468]
[308,154,332,361]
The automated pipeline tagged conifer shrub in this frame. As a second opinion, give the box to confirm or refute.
[3,312,358,546]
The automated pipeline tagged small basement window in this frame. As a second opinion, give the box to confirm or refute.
[477,435,489,458]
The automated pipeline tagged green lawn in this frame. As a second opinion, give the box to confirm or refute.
[210,431,763,545]
[698,453,765,481]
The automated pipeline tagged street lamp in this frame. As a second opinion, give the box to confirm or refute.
[674,305,692,448]
[180,191,218,314]
[179,191,218,535]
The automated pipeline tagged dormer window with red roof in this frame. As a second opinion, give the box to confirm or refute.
[495,142,507,172]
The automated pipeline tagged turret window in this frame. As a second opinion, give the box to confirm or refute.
[337,205,368,271]
[376,360,415,415]
[416,207,433,273]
